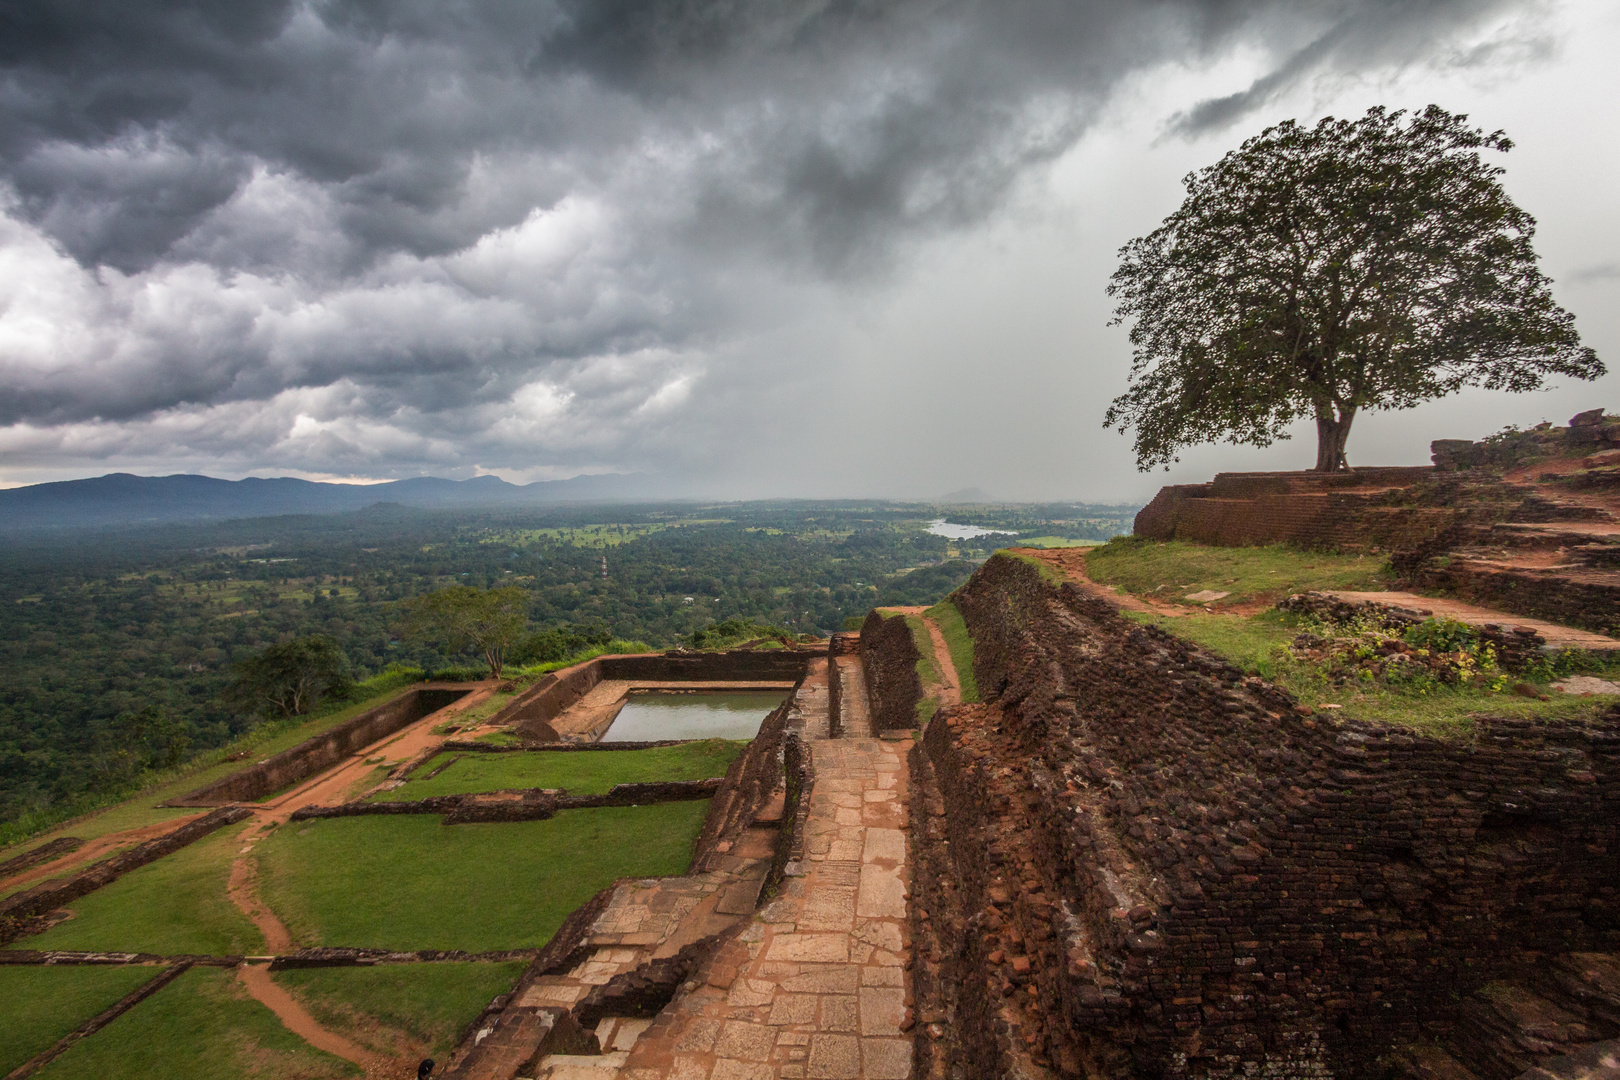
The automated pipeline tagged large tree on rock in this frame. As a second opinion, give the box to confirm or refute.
[1104,105,1602,472]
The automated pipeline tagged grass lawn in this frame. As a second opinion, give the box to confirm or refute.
[387,740,746,800]
[276,961,525,1057]
[448,690,518,727]
[21,822,264,956]
[1127,609,1618,737]
[1085,537,1390,607]
[31,965,354,1080]
[0,674,422,858]
[257,802,711,952]
[1016,537,1104,548]
[0,965,159,1074]
[905,614,943,724]
[924,600,980,704]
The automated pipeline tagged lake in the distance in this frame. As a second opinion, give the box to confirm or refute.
[602,690,788,742]
[925,519,1015,540]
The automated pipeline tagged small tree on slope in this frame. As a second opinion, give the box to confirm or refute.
[1104,105,1602,472]
[403,585,528,678]
[228,635,353,718]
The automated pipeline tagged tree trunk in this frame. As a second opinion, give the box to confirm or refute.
[1313,407,1356,472]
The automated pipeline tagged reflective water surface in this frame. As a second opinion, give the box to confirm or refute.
[602,690,788,742]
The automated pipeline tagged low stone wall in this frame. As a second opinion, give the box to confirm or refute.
[0,949,241,966]
[166,685,469,806]
[1406,562,1620,639]
[0,807,253,936]
[860,610,923,733]
[912,551,1620,1080]
[4,962,192,1079]
[0,836,82,877]
[1276,590,1552,670]
[268,947,537,970]
[288,779,725,824]
[692,688,796,873]
[441,739,693,753]
[492,648,815,741]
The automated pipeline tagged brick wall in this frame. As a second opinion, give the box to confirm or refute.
[914,552,1620,1079]
[166,686,469,806]
[860,610,923,733]
[1134,470,1449,551]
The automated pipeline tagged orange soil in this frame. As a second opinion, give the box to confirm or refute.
[219,684,498,1075]
[0,812,207,898]
[237,962,405,1077]
[916,614,962,708]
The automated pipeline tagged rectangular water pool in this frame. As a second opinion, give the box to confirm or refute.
[602,690,788,742]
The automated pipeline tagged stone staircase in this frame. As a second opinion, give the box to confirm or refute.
[1393,475,1620,637]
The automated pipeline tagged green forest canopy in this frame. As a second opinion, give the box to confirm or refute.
[0,499,1133,831]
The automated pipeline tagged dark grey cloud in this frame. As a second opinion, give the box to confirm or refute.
[1167,0,1519,137]
[0,0,1539,479]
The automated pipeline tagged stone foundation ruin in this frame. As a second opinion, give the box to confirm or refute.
[897,551,1619,1080]
[1134,411,1620,638]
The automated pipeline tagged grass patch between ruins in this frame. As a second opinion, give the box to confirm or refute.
[20,821,264,956]
[257,802,711,952]
[387,740,747,800]
[275,960,526,1058]
[1085,537,1391,607]
[0,964,160,1074]
[31,965,355,1080]
[925,599,980,703]
[1127,609,1620,737]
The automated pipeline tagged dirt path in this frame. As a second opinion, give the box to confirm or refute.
[0,813,207,898]
[883,605,963,708]
[237,962,401,1076]
[1322,591,1620,650]
[220,687,496,1076]
[917,614,961,708]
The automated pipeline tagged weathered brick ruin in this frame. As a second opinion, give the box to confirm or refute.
[861,609,925,735]
[899,552,1619,1080]
[1135,411,1620,637]
[166,685,472,805]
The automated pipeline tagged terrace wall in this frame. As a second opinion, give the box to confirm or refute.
[859,610,923,734]
[915,552,1620,1079]
[166,686,469,806]
[1133,468,1446,551]
[493,649,816,741]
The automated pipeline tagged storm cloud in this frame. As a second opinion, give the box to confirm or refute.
[0,0,1590,491]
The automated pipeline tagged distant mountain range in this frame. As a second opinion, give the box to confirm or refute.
[0,471,671,532]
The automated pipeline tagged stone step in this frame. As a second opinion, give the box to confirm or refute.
[530,1050,629,1078]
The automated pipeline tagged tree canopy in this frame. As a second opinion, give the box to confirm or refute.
[402,585,529,677]
[1105,105,1602,472]
[227,635,353,718]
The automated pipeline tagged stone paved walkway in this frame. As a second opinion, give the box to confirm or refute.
[611,733,913,1080]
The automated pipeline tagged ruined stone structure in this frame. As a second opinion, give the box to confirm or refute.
[166,685,471,805]
[1134,412,1620,637]
[901,552,1620,1080]
[861,610,924,735]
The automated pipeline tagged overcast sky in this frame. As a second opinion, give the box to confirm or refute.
[1,0,1615,503]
